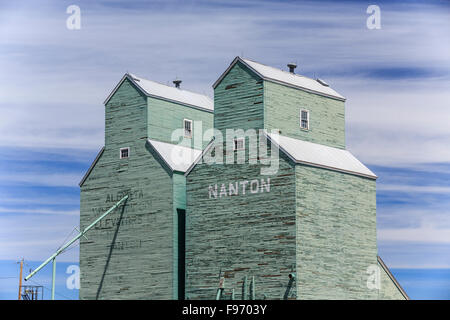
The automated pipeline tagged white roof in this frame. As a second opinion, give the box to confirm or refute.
[266,132,376,179]
[147,139,202,173]
[213,57,345,101]
[105,73,214,112]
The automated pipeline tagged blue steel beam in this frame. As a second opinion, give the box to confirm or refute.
[24,195,129,283]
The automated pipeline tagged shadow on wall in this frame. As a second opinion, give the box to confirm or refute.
[95,199,128,299]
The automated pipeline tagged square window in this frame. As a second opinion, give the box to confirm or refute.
[300,109,309,130]
[233,138,245,151]
[184,119,192,138]
[120,147,129,159]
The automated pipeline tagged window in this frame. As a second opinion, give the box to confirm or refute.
[184,119,192,138]
[300,109,309,130]
[120,147,130,159]
[233,138,245,151]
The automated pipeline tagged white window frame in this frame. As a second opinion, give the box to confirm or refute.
[300,109,309,130]
[233,138,245,151]
[120,147,130,159]
[183,119,193,138]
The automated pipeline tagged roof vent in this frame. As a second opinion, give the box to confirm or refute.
[173,79,182,89]
[287,63,297,74]
[316,78,329,87]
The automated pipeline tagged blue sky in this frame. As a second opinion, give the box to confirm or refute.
[0,0,449,299]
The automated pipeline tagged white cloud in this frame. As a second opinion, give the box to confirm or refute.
[0,207,79,216]
[0,214,79,262]
[378,227,450,244]
[0,195,78,206]
[0,0,449,271]
[343,79,450,166]
[377,184,450,194]
[0,1,449,156]
[0,172,83,187]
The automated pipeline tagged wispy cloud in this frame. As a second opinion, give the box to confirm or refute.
[0,0,449,163]
[0,0,449,277]
[379,242,450,269]
[375,165,450,241]
[0,195,78,206]
[0,172,82,187]
[0,214,79,262]
[0,207,79,216]
[378,227,450,244]
[377,184,450,194]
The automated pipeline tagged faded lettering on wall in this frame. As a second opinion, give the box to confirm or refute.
[208,178,271,199]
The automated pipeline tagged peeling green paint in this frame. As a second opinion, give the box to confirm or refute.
[148,96,213,149]
[80,77,211,299]
[185,60,405,300]
[80,61,406,300]
[264,81,345,149]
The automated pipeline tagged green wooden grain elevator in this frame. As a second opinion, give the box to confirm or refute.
[79,73,213,299]
[79,57,408,300]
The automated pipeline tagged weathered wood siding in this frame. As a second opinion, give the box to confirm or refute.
[185,150,297,299]
[264,81,345,149]
[147,97,213,150]
[214,61,264,133]
[79,61,405,300]
[185,60,299,300]
[80,79,175,299]
[378,262,407,299]
[295,165,377,299]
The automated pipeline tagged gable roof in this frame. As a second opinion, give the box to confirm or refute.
[104,73,214,112]
[184,133,376,179]
[265,132,377,179]
[184,138,215,176]
[147,139,202,173]
[213,56,345,101]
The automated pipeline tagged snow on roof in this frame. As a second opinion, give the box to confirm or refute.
[213,57,345,101]
[266,132,376,179]
[147,139,202,173]
[105,73,213,112]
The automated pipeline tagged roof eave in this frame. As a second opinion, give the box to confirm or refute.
[184,138,215,177]
[79,147,105,187]
[146,140,175,173]
[263,77,346,102]
[264,132,377,180]
[377,255,410,300]
[294,159,378,179]
[145,93,214,113]
[104,73,151,105]
[212,57,346,101]
[212,56,264,89]
[104,73,214,112]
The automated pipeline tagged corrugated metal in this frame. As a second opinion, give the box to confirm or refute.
[266,132,377,179]
[147,139,202,173]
